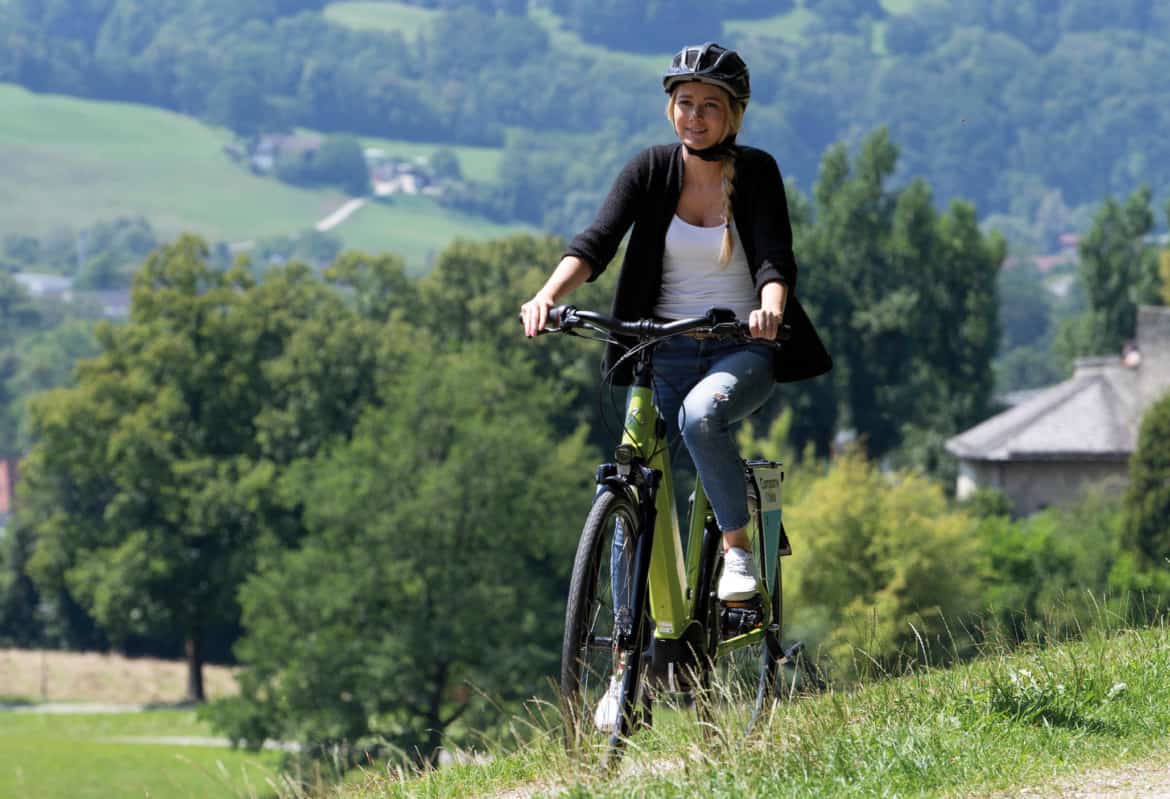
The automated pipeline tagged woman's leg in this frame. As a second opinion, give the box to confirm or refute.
[678,345,775,542]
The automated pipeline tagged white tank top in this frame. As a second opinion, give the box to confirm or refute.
[654,215,757,321]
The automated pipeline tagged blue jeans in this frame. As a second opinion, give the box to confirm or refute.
[651,336,775,532]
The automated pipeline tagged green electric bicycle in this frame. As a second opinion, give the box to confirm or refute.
[543,305,810,765]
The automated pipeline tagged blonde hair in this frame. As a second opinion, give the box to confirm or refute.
[666,86,746,267]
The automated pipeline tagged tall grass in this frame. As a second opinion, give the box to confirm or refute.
[319,604,1170,799]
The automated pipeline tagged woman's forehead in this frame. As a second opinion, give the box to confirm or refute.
[673,81,728,101]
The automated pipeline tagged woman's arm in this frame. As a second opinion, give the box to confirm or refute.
[749,151,798,293]
[520,256,593,337]
[563,150,650,281]
[749,280,788,340]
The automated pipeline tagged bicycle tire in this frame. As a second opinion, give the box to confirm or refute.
[560,488,649,760]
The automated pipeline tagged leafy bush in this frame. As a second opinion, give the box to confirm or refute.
[783,450,984,676]
[980,486,1124,644]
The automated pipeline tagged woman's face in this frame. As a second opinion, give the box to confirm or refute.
[671,82,730,151]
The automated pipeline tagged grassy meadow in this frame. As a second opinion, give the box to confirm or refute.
[326,622,1170,799]
[329,195,533,275]
[322,0,438,39]
[0,83,521,269]
[1,650,279,799]
[0,711,282,799]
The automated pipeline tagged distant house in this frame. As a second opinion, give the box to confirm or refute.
[14,272,71,298]
[946,305,1170,515]
[13,273,129,319]
[72,289,131,319]
[250,133,324,173]
[370,157,433,197]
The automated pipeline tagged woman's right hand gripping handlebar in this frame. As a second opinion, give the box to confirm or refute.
[520,256,593,337]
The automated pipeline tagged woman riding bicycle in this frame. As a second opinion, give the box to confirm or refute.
[521,42,831,603]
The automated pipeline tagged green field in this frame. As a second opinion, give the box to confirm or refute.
[724,6,817,40]
[0,83,519,270]
[0,710,282,799]
[334,195,533,275]
[322,0,438,39]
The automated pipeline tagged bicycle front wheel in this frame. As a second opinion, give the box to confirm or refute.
[560,487,648,757]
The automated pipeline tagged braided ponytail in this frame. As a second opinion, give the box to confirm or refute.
[719,154,736,268]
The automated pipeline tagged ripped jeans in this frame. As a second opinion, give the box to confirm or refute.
[608,336,775,618]
[651,336,776,533]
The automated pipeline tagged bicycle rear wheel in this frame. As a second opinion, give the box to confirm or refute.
[560,488,649,760]
[707,475,785,731]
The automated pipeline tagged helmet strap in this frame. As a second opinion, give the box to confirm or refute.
[684,133,738,162]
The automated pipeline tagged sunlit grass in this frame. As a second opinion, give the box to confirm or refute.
[0,710,282,799]
[724,7,817,40]
[326,615,1170,799]
[322,1,438,39]
[0,83,515,273]
[330,195,534,275]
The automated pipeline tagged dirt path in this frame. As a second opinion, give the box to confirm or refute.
[1017,753,1170,799]
[315,197,366,231]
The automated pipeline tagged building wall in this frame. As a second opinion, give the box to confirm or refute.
[958,458,1128,516]
[1137,306,1170,409]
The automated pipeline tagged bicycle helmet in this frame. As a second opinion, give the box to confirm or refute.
[662,42,751,108]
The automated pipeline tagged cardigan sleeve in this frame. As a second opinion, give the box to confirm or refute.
[750,152,799,293]
[564,150,648,282]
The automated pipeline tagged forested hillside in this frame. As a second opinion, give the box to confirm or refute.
[3,0,1169,241]
[6,4,1170,783]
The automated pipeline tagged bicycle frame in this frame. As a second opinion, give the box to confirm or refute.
[618,362,781,660]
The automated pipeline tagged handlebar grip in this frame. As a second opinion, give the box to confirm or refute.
[547,304,575,330]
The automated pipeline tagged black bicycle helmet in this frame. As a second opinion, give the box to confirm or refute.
[662,42,751,107]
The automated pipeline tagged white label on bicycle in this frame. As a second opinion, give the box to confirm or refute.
[657,621,674,634]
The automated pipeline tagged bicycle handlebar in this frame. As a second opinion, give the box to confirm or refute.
[546,305,790,344]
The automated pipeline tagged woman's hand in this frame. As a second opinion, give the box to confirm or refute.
[520,292,557,338]
[748,307,782,340]
[519,256,593,338]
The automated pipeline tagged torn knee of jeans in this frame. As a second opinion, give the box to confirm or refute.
[711,391,729,403]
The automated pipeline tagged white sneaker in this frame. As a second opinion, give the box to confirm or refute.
[718,547,759,601]
[593,676,622,730]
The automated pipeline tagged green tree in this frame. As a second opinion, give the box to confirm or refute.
[1116,393,1170,601]
[1063,186,1159,356]
[209,340,595,764]
[0,273,42,457]
[277,135,370,196]
[429,147,462,181]
[795,129,1002,463]
[19,236,384,700]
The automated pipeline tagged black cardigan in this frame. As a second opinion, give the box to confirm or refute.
[565,142,832,386]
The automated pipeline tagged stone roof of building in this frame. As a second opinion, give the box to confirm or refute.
[946,357,1140,462]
